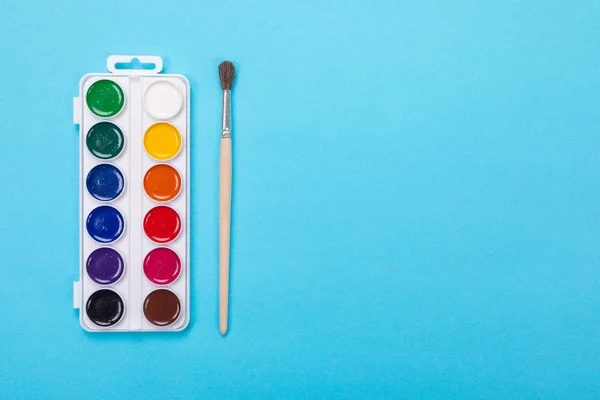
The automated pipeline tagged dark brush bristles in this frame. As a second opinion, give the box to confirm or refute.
[219,61,235,90]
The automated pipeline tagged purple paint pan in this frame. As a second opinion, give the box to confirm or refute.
[86,247,125,285]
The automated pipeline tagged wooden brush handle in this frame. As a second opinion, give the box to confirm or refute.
[219,137,232,335]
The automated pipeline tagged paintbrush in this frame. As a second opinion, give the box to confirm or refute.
[218,60,235,335]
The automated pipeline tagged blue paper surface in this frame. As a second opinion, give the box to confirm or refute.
[0,0,599,398]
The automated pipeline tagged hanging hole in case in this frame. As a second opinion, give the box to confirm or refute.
[107,55,163,75]
[115,58,156,71]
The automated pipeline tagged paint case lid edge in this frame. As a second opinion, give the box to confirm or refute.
[73,281,81,308]
[73,97,81,125]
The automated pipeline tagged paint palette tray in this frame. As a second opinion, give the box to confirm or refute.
[73,55,190,332]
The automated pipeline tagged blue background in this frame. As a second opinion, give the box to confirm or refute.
[0,0,599,398]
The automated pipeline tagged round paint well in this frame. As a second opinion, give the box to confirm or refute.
[86,247,125,285]
[86,79,125,118]
[143,164,182,202]
[143,122,182,161]
[143,247,181,285]
[87,205,125,243]
[86,164,125,201]
[143,289,181,327]
[144,80,183,119]
[86,122,125,159]
[86,289,124,327]
[143,206,181,243]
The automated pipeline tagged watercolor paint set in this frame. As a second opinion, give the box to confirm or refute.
[73,56,190,331]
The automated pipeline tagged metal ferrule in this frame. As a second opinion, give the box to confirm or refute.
[221,90,231,139]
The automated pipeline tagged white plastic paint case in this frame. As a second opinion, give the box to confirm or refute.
[73,56,190,332]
